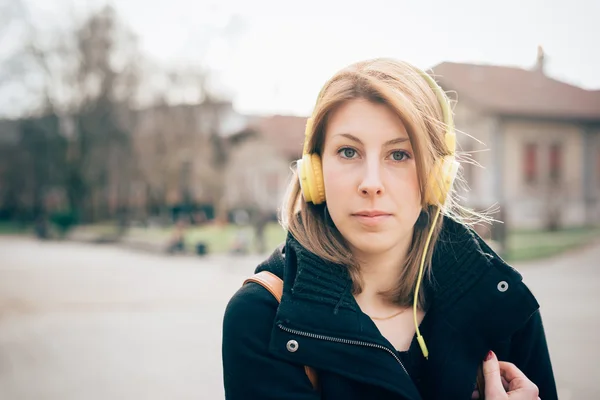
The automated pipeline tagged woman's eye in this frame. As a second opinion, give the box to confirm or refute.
[391,151,409,161]
[340,148,357,159]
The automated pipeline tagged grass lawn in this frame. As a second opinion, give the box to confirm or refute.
[0,222,31,235]
[120,222,288,254]
[183,223,287,254]
[80,222,124,236]
[505,226,600,262]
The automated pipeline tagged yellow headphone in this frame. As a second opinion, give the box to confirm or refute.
[296,68,459,360]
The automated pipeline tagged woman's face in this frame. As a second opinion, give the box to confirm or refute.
[321,98,422,257]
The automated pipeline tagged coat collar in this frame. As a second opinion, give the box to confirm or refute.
[255,215,537,341]
[255,216,539,398]
[257,216,525,315]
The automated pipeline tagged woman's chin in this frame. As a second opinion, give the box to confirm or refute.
[347,235,395,255]
[343,228,413,257]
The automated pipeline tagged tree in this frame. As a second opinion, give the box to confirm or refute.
[5,5,143,223]
[132,63,238,224]
[2,3,245,227]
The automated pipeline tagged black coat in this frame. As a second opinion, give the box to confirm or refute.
[222,218,558,399]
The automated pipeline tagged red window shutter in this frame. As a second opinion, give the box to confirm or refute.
[524,143,538,184]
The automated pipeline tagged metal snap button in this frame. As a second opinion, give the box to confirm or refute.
[286,340,299,353]
[497,281,509,292]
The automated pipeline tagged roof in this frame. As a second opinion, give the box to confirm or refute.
[430,61,600,121]
[246,114,308,160]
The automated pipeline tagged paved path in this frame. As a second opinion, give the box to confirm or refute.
[0,236,598,399]
[515,241,600,400]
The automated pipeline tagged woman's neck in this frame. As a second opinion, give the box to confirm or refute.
[352,233,413,303]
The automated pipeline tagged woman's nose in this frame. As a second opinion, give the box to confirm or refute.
[357,161,385,197]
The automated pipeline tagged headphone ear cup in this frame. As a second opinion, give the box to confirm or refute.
[297,154,326,204]
[425,156,459,206]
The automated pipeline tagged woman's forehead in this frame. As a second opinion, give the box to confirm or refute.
[324,99,409,143]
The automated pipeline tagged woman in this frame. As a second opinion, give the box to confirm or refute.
[222,58,557,399]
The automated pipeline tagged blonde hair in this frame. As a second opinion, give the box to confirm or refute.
[280,58,488,307]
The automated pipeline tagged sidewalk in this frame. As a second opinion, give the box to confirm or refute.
[1,236,599,399]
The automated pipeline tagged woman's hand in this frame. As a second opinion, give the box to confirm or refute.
[476,350,540,399]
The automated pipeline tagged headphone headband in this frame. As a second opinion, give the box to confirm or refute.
[416,70,456,157]
[302,117,314,155]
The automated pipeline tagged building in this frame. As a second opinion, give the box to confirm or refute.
[224,115,307,215]
[432,49,600,229]
[131,100,249,218]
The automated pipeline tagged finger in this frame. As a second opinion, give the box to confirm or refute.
[501,376,509,391]
[498,362,540,397]
[498,361,528,383]
[482,351,507,399]
[471,388,480,399]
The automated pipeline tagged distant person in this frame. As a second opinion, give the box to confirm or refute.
[252,210,269,254]
[229,209,251,255]
[166,218,186,254]
[193,210,208,226]
[222,59,557,399]
[230,229,250,255]
[34,215,49,239]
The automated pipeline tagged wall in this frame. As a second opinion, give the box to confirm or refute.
[502,119,586,228]
[452,102,600,229]
[452,101,501,209]
[225,136,292,213]
[584,127,600,224]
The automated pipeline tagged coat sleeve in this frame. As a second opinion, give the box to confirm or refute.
[506,309,558,400]
[222,282,320,400]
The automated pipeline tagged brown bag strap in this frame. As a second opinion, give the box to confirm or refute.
[244,271,319,391]
[244,271,283,302]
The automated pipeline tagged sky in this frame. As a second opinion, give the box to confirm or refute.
[1,0,599,117]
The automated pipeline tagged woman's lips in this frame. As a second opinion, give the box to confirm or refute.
[351,211,392,225]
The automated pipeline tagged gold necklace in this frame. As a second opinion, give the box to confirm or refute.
[369,308,406,321]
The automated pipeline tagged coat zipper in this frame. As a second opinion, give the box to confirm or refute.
[278,324,409,376]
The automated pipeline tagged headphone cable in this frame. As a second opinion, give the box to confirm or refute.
[413,206,442,360]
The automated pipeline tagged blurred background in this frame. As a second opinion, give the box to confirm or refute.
[0,0,599,399]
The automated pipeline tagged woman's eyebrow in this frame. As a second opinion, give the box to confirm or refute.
[333,133,409,146]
